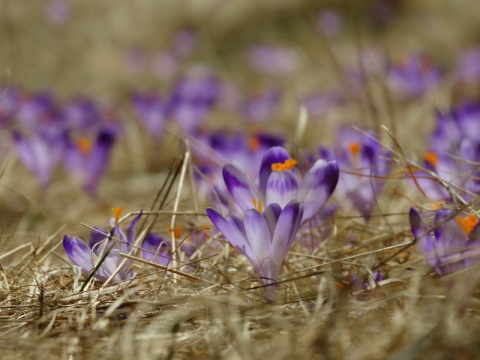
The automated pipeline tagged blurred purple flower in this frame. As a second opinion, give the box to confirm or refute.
[132,92,167,137]
[316,10,342,37]
[172,29,198,58]
[207,199,303,299]
[64,127,116,194]
[240,87,280,123]
[0,86,19,127]
[321,128,391,220]
[63,211,142,283]
[168,70,219,132]
[62,98,101,130]
[302,90,343,117]
[409,207,480,275]
[248,44,300,76]
[456,47,480,84]
[13,126,66,188]
[387,53,442,100]
[45,0,71,26]
[223,146,339,224]
[151,51,178,80]
[125,47,147,75]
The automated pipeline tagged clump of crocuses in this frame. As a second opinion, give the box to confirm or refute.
[409,207,480,275]
[207,146,339,299]
[63,208,140,283]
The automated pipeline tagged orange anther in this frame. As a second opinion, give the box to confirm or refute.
[112,207,124,226]
[423,151,438,169]
[77,137,92,155]
[249,136,260,151]
[271,158,297,172]
[252,199,263,213]
[347,142,361,157]
[456,214,479,236]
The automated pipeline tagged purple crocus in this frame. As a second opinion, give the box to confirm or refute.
[456,47,480,85]
[63,210,142,283]
[141,232,196,268]
[131,92,167,137]
[316,10,342,37]
[222,146,339,224]
[167,69,219,133]
[13,126,66,188]
[240,86,280,123]
[409,207,480,275]
[64,127,116,194]
[248,44,300,76]
[321,128,390,220]
[207,200,303,299]
[387,53,442,100]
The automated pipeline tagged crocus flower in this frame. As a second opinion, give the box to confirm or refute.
[172,29,197,58]
[64,127,116,194]
[456,47,480,85]
[387,53,442,100]
[316,10,342,37]
[131,92,167,137]
[248,44,300,76]
[321,128,390,220]
[240,86,280,123]
[13,126,66,188]
[141,232,197,268]
[222,146,339,224]
[207,200,303,299]
[45,0,71,26]
[63,209,141,283]
[409,207,480,275]
[62,98,101,130]
[167,69,219,133]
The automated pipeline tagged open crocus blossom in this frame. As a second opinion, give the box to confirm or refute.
[64,127,116,194]
[207,200,303,299]
[63,209,141,283]
[223,146,338,224]
[409,207,480,275]
[321,129,391,220]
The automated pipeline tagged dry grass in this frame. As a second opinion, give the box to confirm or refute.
[1,1,480,359]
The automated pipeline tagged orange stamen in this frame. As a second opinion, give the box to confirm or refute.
[423,151,438,169]
[248,136,260,152]
[167,225,182,239]
[347,142,361,157]
[251,199,263,213]
[431,201,445,211]
[456,214,479,236]
[112,207,124,226]
[271,158,297,172]
[77,137,92,155]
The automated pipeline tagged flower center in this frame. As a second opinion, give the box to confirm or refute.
[168,225,182,238]
[423,151,438,169]
[248,136,260,151]
[77,137,92,155]
[456,214,479,236]
[251,199,263,213]
[271,158,297,172]
[347,142,361,157]
[112,207,124,226]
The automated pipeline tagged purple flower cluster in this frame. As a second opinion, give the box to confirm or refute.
[409,207,480,275]
[2,88,119,193]
[63,209,194,283]
[206,146,339,299]
[320,128,391,220]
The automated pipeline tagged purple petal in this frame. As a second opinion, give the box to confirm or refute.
[264,203,282,236]
[126,211,143,246]
[409,207,437,270]
[206,208,255,264]
[244,208,272,275]
[266,170,299,208]
[270,200,302,269]
[299,159,339,222]
[89,226,109,255]
[63,235,95,274]
[259,146,290,196]
[223,162,260,211]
